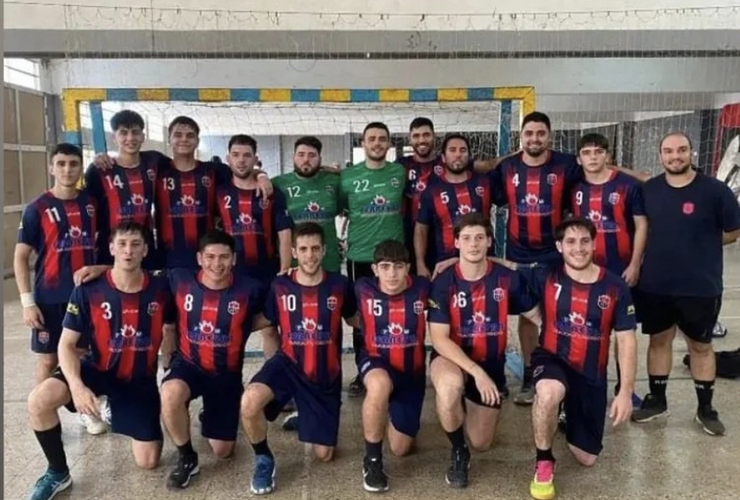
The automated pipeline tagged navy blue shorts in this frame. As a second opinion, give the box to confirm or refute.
[531,348,607,456]
[251,353,342,447]
[358,355,426,438]
[162,358,243,441]
[430,350,506,409]
[31,303,67,354]
[54,364,162,442]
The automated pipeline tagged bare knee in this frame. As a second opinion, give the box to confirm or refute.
[688,340,712,356]
[534,381,565,410]
[389,438,413,457]
[28,379,66,417]
[160,381,189,411]
[211,441,235,459]
[364,370,392,398]
[570,447,598,467]
[468,435,493,453]
[241,384,269,419]
[650,330,676,349]
[133,442,161,470]
[313,446,334,462]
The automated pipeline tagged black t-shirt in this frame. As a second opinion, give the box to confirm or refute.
[639,173,740,297]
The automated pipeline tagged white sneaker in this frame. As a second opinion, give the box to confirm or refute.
[80,413,107,435]
[99,396,112,425]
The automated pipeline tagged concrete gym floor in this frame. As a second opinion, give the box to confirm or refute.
[4,245,740,499]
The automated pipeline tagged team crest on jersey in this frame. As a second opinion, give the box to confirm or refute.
[198,321,216,334]
[472,311,486,324]
[147,302,159,316]
[391,177,400,188]
[180,195,196,206]
[492,287,505,302]
[307,201,321,213]
[85,204,95,216]
[415,180,427,192]
[326,296,338,310]
[37,330,50,344]
[413,300,424,315]
[546,173,558,185]
[388,323,405,336]
[457,204,472,215]
[146,169,156,181]
[568,312,586,326]
[597,295,611,310]
[201,176,212,188]
[259,198,271,209]
[130,194,146,206]
[434,165,443,176]
[301,318,318,333]
[682,202,694,215]
[68,226,83,238]
[227,301,240,315]
[373,195,387,206]
[525,193,540,206]
[588,210,602,222]
[608,192,620,205]
[475,185,485,197]
[238,213,253,225]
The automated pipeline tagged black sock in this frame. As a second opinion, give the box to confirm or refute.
[648,375,669,400]
[536,448,555,462]
[34,423,68,474]
[694,379,715,409]
[446,425,467,450]
[365,440,383,460]
[523,365,533,383]
[251,439,273,459]
[177,440,196,458]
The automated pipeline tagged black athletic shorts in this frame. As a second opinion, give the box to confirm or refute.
[635,290,721,344]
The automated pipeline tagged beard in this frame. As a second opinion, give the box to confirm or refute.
[295,164,320,178]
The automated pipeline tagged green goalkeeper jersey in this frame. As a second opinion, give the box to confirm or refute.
[339,161,406,263]
[272,170,342,272]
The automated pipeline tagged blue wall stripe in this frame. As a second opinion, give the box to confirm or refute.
[469,87,495,101]
[230,88,260,101]
[106,88,137,101]
[63,130,82,146]
[292,89,321,102]
[350,89,379,102]
[169,88,200,101]
[409,89,438,102]
[89,102,107,154]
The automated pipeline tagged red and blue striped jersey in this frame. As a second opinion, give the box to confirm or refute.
[417,172,494,262]
[570,172,646,275]
[355,276,430,377]
[18,191,98,304]
[428,262,537,363]
[170,269,266,374]
[155,161,226,269]
[490,151,583,262]
[62,271,174,381]
[529,267,637,385]
[216,185,293,271]
[84,152,159,264]
[263,270,356,386]
[397,155,444,226]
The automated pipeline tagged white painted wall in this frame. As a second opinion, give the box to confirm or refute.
[6,0,740,30]
[198,135,282,177]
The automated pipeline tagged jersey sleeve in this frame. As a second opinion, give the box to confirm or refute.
[18,203,41,247]
[628,181,647,217]
[416,187,435,224]
[717,182,740,233]
[564,155,584,187]
[162,285,177,324]
[262,283,278,325]
[613,282,638,332]
[62,286,90,337]
[249,281,268,317]
[523,266,548,302]
[337,172,349,213]
[271,188,294,232]
[341,277,358,319]
[488,164,507,206]
[427,273,451,324]
[508,270,539,314]
[211,162,232,187]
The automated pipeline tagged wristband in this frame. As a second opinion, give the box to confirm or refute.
[20,292,36,308]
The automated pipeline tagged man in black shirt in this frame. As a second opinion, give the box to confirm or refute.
[632,132,740,436]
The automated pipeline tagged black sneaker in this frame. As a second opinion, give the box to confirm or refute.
[348,375,366,398]
[444,446,470,488]
[695,406,725,436]
[631,394,669,423]
[362,456,388,493]
[167,453,199,489]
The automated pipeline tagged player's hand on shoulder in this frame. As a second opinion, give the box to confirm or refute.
[23,305,45,330]
[256,172,273,198]
[432,257,458,280]
[93,153,116,171]
[73,265,108,286]
[416,262,432,280]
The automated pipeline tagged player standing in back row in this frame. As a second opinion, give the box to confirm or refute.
[489,112,584,405]
[631,132,740,436]
[340,122,406,398]
[272,136,342,272]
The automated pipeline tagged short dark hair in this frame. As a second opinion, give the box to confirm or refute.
[110,110,145,132]
[521,111,551,132]
[659,131,693,151]
[409,117,434,132]
[454,213,493,239]
[555,217,597,241]
[373,239,409,264]
[210,155,222,163]
[577,133,610,153]
[110,221,150,242]
[198,230,236,253]
[294,136,323,155]
[50,143,83,162]
[228,134,257,153]
[363,122,390,139]
[292,222,325,245]
[441,133,470,154]
[168,116,200,136]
